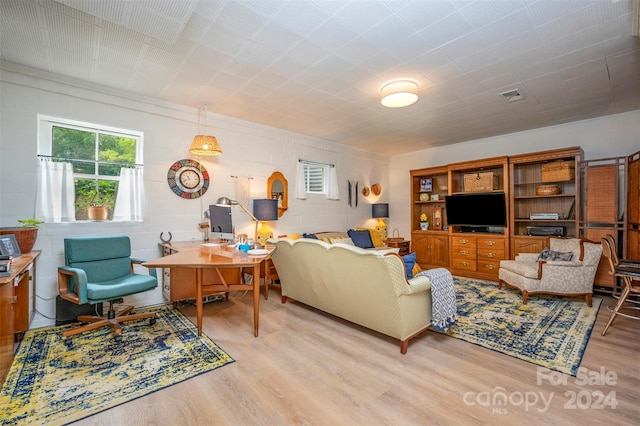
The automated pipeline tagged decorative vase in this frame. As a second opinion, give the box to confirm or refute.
[420,222,429,231]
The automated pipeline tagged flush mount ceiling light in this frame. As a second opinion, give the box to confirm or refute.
[380,79,419,108]
[189,105,222,155]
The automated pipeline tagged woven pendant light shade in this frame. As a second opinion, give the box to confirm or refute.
[189,135,222,155]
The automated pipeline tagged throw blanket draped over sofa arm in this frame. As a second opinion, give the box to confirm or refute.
[271,238,433,354]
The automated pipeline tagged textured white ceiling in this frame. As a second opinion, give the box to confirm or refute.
[1,0,639,155]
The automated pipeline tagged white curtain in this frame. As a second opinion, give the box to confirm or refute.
[327,167,340,200]
[35,158,76,222]
[113,167,145,221]
[295,161,307,199]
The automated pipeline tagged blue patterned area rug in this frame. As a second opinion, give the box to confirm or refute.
[0,305,234,425]
[441,277,601,376]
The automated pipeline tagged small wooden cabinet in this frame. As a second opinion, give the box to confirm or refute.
[0,251,39,385]
[0,278,13,385]
[385,240,411,256]
[413,234,448,268]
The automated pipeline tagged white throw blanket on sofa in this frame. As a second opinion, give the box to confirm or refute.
[416,268,457,331]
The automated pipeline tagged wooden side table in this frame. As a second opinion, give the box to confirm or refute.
[386,240,411,256]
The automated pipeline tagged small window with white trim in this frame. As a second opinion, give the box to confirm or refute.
[301,161,330,194]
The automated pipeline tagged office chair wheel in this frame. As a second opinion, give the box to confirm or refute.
[114,334,122,343]
[64,338,72,347]
[149,317,156,326]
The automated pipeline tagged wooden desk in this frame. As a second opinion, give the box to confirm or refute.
[0,251,40,384]
[143,243,271,337]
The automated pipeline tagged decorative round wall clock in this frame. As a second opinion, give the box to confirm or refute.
[167,159,209,199]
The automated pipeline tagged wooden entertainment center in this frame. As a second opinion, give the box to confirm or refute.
[411,146,640,294]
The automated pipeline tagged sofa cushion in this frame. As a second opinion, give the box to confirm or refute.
[412,262,422,277]
[357,227,384,247]
[537,248,573,262]
[348,229,374,249]
[402,252,417,278]
[331,236,354,245]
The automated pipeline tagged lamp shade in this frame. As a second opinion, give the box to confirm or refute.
[253,199,278,221]
[215,196,236,207]
[380,79,419,108]
[190,135,222,155]
[372,203,389,218]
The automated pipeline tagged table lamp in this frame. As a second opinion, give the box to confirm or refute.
[372,203,389,241]
[253,199,278,247]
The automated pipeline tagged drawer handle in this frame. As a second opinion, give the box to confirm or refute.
[486,241,495,246]
[461,261,468,267]
[460,239,469,244]
[486,253,496,258]
[460,250,469,255]
[486,264,496,270]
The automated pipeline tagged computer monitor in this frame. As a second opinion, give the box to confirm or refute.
[209,205,234,240]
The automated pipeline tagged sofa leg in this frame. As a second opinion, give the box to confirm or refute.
[498,280,503,289]
[281,295,288,304]
[400,340,408,354]
[522,291,528,305]
[586,293,592,307]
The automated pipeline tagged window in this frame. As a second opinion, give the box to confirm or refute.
[38,116,143,222]
[301,161,331,194]
[296,159,340,200]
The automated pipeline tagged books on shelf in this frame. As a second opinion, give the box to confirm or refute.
[0,255,11,276]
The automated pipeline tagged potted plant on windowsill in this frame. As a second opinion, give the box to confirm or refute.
[0,219,43,254]
[75,189,116,221]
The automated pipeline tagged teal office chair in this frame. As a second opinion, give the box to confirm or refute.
[57,235,158,345]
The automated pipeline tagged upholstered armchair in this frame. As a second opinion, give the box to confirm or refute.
[498,237,602,306]
[58,235,158,345]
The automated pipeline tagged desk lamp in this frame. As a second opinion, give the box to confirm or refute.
[372,203,389,242]
[215,197,260,248]
[253,199,279,247]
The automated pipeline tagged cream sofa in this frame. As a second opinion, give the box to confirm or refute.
[270,238,433,354]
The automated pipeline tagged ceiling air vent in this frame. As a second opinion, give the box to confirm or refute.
[499,88,523,102]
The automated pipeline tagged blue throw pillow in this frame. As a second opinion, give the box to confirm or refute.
[537,248,573,262]
[402,252,417,278]
[347,229,374,249]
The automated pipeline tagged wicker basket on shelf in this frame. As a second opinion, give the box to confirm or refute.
[536,185,562,195]
[387,228,404,243]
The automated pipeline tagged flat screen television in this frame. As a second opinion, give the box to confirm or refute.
[445,192,507,229]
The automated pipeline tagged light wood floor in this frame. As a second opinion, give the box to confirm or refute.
[75,286,639,426]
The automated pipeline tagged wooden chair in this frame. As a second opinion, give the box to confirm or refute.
[600,236,640,336]
[58,235,158,345]
[602,234,640,302]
